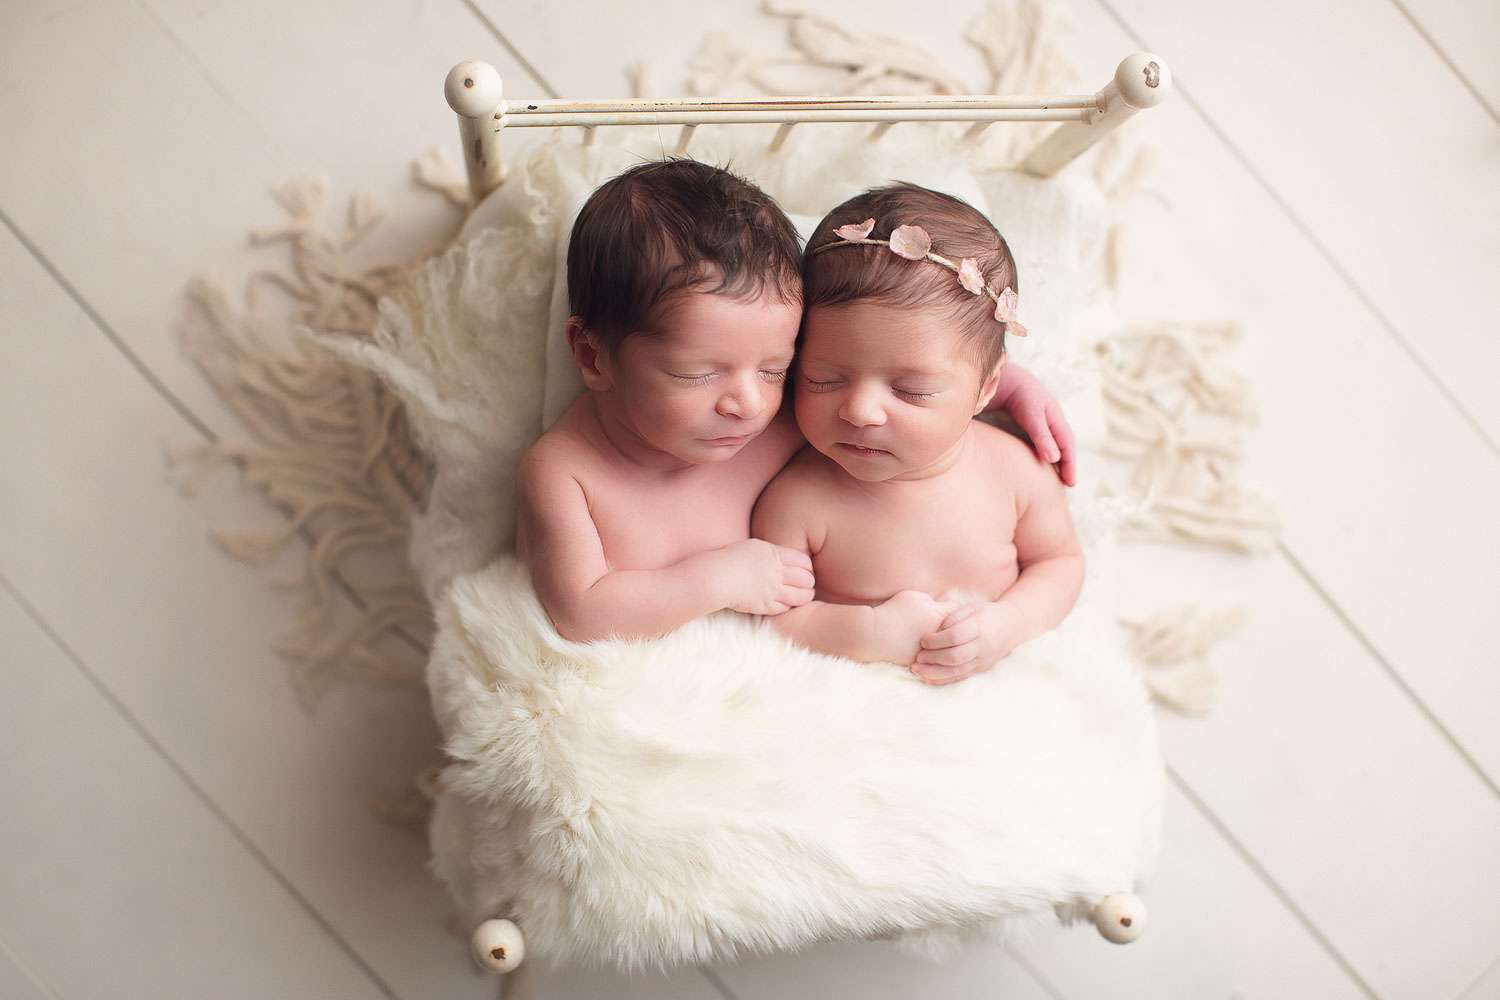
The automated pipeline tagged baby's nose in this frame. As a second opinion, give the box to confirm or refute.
[717,374,766,420]
[839,387,886,427]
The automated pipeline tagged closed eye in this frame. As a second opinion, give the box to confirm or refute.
[668,372,715,385]
[895,388,940,401]
[802,376,843,392]
[760,368,789,383]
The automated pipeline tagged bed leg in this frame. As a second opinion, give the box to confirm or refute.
[1020,52,1172,177]
[1091,891,1147,944]
[445,59,508,204]
[472,917,526,973]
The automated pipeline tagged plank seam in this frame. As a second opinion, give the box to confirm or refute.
[461,0,562,99]
[1385,0,1500,127]
[0,929,64,1000]
[0,207,428,661]
[1166,767,1382,999]
[1089,0,1500,462]
[0,568,402,1000]
[1277,541,1499,798]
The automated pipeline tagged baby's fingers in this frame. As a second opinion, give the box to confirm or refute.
[777,547,814,572]
[782,565,816,590]
[915,640,977,668]
[934,603,984,633]
[779,585,816,609]
[1048,402,1077,486]
[921,618,979,650]
[913,661,979,686]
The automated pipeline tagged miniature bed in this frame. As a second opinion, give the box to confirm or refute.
[314,47,1176,995]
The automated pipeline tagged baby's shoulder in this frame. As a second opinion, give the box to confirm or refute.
[755,445,839,519]
[970,421,1065,508]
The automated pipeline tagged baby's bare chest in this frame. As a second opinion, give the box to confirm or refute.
[814,480,1020,604]
[583,466,764,571]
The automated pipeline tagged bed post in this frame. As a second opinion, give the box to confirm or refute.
[1021,52,1172,177]
[445,59,508,204]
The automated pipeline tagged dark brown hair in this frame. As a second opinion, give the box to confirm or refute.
[566,158,803,352]
[803,183,1017,375]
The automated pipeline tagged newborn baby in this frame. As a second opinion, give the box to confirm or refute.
[753,183,1084,685]
[518,160,1077,644]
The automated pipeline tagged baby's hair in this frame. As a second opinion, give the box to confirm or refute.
[566,158,803,353]
[803,183,1017,376]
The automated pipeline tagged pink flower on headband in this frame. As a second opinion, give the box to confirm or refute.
[993,286,1029,337]
[957,258,986,295]
[834,218,875,241]
[888,225,932,260]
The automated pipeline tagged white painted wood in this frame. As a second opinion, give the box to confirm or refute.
[1104,0,1500,446]
[447,59,508,203]
[1460,953,1500,1000]
[0,585,385,998]
[1024,52,1173,176]
[714,938,1057,1000]
[0,0,544,446]
[0,227,723,1000]
[1011,782,1371,998]
[1124,543,1500,999]
[1391,0,1500,121]
[0,933,60,1000]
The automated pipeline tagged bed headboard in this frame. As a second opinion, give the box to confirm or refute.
[443,52,1171,204]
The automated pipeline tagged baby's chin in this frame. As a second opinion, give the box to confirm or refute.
[813,442,908,482]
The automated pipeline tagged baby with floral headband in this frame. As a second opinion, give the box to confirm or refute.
[753,182,1084,685]
[518,161,1076,644]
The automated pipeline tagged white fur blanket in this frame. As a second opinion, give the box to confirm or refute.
[317,129,1163,970]
[426,558,1160,971]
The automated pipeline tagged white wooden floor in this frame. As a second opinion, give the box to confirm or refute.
[3,0,1498,997]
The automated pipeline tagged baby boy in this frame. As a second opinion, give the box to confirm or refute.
[753,183,1084,685]
[518,161,1076,644]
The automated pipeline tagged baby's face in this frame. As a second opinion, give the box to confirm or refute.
[796,302,999,482]
[601,290,801,464]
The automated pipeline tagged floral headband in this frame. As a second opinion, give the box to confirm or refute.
[811,218,1029,338]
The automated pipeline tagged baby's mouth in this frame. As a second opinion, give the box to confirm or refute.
[837,442,890,457]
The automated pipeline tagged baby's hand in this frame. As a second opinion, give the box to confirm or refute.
[717,539,816,616]
[995,365,1077,487]
[914,602,1017,686]
[871,590,952,665]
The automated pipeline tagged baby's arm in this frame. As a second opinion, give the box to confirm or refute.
[915,446,1084,685]
[751,462,947,663]
[519,444,814,643]
[983,362,1078,487]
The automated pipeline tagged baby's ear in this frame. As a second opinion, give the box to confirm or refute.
[567,317,612,391]
[973,352,1007,415]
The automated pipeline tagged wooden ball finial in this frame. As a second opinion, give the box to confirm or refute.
[445,60,504,119]
[1092,892,1148,944]
[1114,53,1172,110]
[470,918,525,972]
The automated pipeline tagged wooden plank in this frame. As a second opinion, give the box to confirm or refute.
[1012,779,1369,998]
[1378,0,1500,122]
[1103,0,1500,445]
[0,583,385,998]
[1461,953,1500,1000]
[714,939,1056,1000]
[0,0,544,445]
[0,224,722,1000]
[0,933,59,1000]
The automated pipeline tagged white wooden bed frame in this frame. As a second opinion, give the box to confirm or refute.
[438,51,1173,986]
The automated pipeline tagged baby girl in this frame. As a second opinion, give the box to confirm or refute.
[753,183,1084,685]
[517,160,1075,644]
